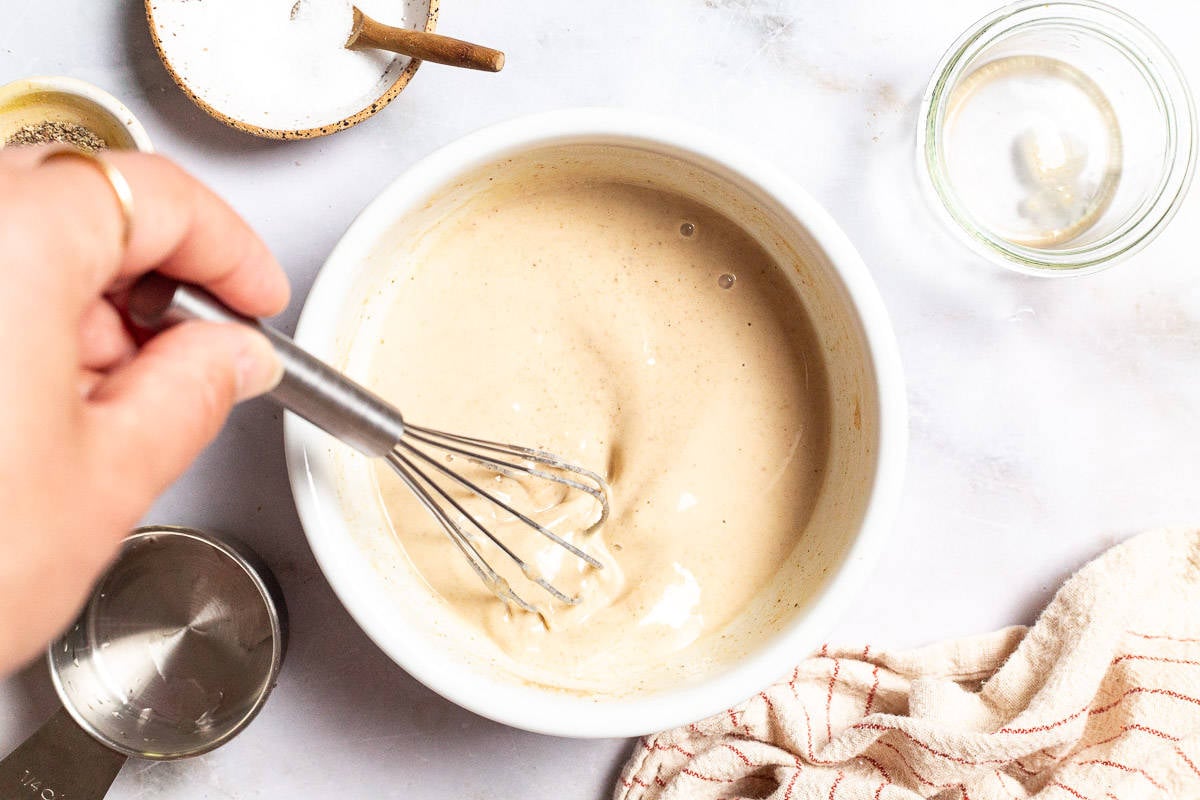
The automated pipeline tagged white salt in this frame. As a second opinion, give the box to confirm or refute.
[150,0,426,132]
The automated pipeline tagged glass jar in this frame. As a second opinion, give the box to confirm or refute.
[917,0,1196,276]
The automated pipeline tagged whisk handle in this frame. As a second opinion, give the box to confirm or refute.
[127,274,405,458]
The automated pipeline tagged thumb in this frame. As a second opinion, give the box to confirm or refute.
[86,320,282,499]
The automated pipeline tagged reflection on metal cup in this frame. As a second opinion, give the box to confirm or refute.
[0,527,287,800]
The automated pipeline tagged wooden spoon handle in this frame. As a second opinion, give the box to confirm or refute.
[349,8,505,73]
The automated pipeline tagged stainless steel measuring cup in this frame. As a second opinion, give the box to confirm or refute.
[0,526,287,800]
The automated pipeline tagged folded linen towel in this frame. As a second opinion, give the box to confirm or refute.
[615,529,1200,800]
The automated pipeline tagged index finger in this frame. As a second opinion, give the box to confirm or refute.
[28,149,290,317]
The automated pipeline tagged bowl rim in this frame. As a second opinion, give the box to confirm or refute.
[284,108,908,737]
[142,0,439,140]
[0,75,154,153]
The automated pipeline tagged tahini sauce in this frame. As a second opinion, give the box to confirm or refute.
[367,179,829,692]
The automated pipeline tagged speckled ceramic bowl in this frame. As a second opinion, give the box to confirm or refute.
[286,110,907,737]
[145,0,438,140]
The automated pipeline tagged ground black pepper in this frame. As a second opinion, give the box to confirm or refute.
[4,120,107,152]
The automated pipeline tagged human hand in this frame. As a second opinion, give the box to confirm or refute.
[0,148,289,676]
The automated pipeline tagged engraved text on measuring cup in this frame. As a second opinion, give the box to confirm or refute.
[17,770,66,800]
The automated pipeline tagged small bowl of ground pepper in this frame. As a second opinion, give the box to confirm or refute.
[0,76,153,153]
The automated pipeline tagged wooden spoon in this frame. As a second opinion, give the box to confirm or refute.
[346,7,504,73]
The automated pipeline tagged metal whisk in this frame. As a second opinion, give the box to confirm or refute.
[128,275,609,614]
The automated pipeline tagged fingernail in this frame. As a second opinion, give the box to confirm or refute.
[235,331,283,402]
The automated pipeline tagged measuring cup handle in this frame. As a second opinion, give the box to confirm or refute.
[0,708,126,800]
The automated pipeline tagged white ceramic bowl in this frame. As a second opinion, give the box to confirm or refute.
[285,109,907,738]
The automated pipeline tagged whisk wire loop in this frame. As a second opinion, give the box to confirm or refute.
[397,436,602,571]
[404,424,611,526]
[390,445,583,607]
[386,451,543,615]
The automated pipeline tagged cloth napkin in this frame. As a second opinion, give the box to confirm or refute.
[615,528,1200,800]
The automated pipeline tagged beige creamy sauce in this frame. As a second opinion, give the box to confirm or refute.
[367,179,829,692]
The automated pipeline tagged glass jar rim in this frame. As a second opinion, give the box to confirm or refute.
[917,0,1197,276]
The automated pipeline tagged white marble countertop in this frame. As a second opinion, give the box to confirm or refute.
[3,1,1200,797]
